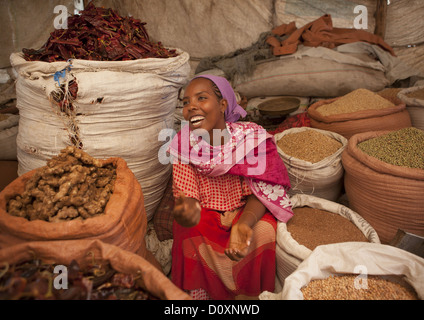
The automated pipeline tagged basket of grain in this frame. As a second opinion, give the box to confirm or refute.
[307,88,411,139]
[274,127,347,202]
[0,146,149,258]
[260,242,424,300]
[0,239,190,300]
[274,194,380,289]
[342,127,424,244]
[397,85,424,130]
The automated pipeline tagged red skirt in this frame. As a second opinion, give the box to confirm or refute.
[171,207,277,300]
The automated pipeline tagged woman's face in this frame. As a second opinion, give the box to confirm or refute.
[182,78,227,145]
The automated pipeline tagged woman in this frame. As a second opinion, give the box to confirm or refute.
[168,75,293,300]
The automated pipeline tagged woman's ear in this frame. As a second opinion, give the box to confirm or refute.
[220,99,228,115]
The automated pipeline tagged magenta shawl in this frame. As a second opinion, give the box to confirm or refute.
[168,121,293,222]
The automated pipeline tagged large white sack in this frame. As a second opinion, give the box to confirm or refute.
[10,50,190,220]
[274,194,380,288]
[274,127,347,202]
[260,242,424,300]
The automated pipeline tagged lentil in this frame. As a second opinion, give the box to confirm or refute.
[317,88,395,116]
[287,207,369,250]
[358,127,424,169]
[277,130,342,163]
[301,274,418,300]
[406,87,424,100]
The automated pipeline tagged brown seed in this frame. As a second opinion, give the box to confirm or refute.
[317,88,395,116]
[301,274,419,300]
[277,130,342,163]
[286,207,369,250]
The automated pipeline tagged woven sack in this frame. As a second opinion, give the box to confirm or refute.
[10,50,190,220]
[0,156,148,257]
[0,239,190,300]
[232,45,389,99]
[261,242,424,300]
[307,95,411,140]
[398,85,424,130]
[342,130,424,244]
[274,127,347,202]
[275,194,380,288]
[0,113,19,160]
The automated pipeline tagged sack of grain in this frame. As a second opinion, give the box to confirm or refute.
[342,128,424,243]
[0,239,190,300]
[0,148,148,257]
[274,127,347,201]
[275,194,380,288]
[0,113,19,160]
[397,85,424,130]
[307,88,412,139]
[10,50,190,220]
[232,45,389,99]
[261,242,424,300]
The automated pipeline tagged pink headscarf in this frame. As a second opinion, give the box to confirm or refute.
[193,75,247,123]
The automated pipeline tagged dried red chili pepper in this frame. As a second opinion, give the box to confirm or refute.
[22,1,177,62]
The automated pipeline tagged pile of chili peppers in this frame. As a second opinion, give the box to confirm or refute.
[0,257,157,300]
[22,1,178,62]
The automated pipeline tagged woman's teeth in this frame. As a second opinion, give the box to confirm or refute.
[190,116,205,125]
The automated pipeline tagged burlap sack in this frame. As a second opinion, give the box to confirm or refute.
[307,96,411,140]
[342,130,424,244]
[0,156,147,257]
[275,194,380,288]
[0,113,18,160]
[398,85,424,130]
[261,242,424,300]
[0,239,190,300]
[274,127,347,201]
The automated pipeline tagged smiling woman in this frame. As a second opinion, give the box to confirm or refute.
[168,75,293,300]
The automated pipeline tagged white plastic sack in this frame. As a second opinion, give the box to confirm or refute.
[275,194,380,287]
[274,127,347,201]
[0,113,19,160]
[397,85,424,130]
[261,242,424,300]
[10,50,190,220]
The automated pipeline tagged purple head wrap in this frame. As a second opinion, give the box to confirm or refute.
[193,74,247,123]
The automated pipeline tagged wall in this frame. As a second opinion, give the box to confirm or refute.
[0,0,423,75]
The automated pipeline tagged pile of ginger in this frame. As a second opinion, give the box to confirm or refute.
[7,146,116,222]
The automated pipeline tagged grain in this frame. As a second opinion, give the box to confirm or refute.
[287,207,369,250]
[358,127,424,169]
[317,88,395,116]
[277,130,342,163]
[301,275,418,300]
[406,87,424,100]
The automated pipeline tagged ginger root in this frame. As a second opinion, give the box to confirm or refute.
[7,146,116,222]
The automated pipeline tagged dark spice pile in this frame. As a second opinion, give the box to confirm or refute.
[0,258,157,300]
[22,1,178,62]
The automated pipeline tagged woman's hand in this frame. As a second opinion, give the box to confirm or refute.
[173,192,201,227]
[225,222,253,261]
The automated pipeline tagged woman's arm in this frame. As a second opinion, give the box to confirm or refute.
[237,194,266,227]
[225,194,266,261]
